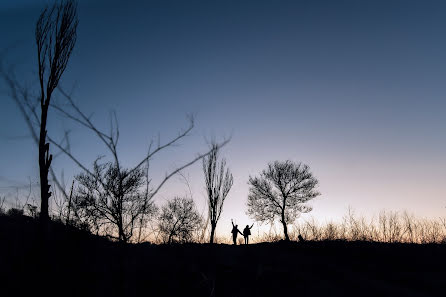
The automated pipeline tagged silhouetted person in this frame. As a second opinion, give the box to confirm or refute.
[243,223,254,244]
[298,234,305,242]
[231,219,243,245]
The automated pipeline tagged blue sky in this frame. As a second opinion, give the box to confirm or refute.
[1,0,445,237]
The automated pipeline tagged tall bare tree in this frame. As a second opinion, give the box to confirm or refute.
[1,0,228,243]
[36,0,78,226]
[203,143,233,244]
[49,94,227,242]
[247,160,320,241]
[1,1,78,227]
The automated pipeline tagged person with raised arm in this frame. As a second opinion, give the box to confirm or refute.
[231,219,243,245]
[243,223,254,244]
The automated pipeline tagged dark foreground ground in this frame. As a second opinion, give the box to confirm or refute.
[1,215,445,297]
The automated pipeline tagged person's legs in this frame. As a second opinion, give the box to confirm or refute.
[233,235,237,245]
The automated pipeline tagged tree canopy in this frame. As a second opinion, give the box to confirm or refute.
[247,160,320,241]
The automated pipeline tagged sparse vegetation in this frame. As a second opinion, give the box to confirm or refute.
[2,212,445,297]
[290,210,446,244]
[1,1,445,296]
[6,207,24,217]
[71,160,157,242]
[158,197,203,244]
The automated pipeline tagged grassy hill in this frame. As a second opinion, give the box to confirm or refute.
[1,214,445,297]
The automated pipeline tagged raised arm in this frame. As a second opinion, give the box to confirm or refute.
[250,223,254,229]
[231,219,235,227]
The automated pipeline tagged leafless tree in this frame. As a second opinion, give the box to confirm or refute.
[247,160,320,241]
[0,196,6,215]
[71,160,157,242]
[35,0,77,226]
[202,143,233,244]
[158,197,202,244]
[1,0,228,243]
[50,97,227,242]
[0,0,78,228]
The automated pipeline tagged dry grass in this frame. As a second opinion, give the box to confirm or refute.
[288,209,446,244]
[3,196,445,245]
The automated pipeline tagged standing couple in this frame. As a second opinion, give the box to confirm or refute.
[231,219,254,245]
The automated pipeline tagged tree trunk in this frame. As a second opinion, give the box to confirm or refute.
[39,105,51,227]
[209,222,216,244]
[118,218,126,243]
[66,180,74,226]
[281,211,290,241]
[37,103,52,297]
[168,231,174,244]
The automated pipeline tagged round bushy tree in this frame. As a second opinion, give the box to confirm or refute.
[158,197,203,244]
[247,160,320,241]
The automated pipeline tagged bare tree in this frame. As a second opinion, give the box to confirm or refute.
[247,160,320,241]
[0,196,6,215]
[202,143,233,244]
[158,197,202,244]
[0,0,78,227]
[48,94,229,242]
[35,0,78,226]
[1,0,228,243]
[71,160,157,242]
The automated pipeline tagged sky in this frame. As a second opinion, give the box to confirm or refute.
[1,0,445,238]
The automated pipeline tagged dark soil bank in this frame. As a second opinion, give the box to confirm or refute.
[1,215,445,297]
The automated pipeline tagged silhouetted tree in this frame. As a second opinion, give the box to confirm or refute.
[0,0,228,243]
[0,196,5,215]
[158,197,202,244]
[36,0,78,226]
[48,104,229,242]
[72,160,157,242]
[1,0,78,227]
[203,143,233,244]
[247,160,320,241]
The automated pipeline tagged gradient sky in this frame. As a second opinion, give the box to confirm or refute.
[1,0,445,238]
